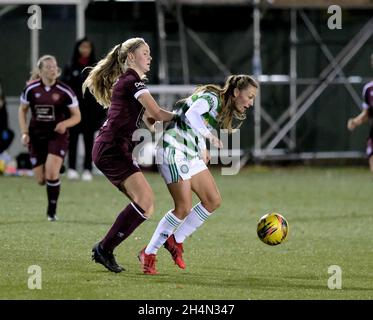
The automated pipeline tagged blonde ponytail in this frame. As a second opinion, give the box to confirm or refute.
[83,37,147,108]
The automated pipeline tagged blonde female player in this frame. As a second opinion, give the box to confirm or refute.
[139,74,259,274]
[84,38,177,273]
[18,55,81,221]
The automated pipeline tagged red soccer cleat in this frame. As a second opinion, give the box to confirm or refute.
[138,247,158,275]
[164,235,186,269]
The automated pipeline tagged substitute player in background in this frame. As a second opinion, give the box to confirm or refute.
[84,37,177,273]
[347,54,373,173]
[18,55,81,221]
[63,37,106,181]
[138,74,258,274]
[347,79,373,172]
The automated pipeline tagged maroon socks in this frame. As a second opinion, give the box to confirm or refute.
[46,179,61,217]
[101,202,147,252]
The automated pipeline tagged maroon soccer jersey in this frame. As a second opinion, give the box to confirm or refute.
[20,79,79,137]
[362,81,373,118]
[362,81,373,155]
[95,68,149,145]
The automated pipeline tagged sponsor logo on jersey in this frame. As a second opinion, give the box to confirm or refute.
[35,105,55,122]
[135,81,145,88]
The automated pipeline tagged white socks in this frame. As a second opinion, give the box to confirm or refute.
[145,203,213,254]
[145,210,183,255]
[174,202,211,244]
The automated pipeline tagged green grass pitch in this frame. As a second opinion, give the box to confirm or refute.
[0,166,372,299]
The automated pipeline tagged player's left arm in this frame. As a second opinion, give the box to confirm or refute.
[142,109,157,132]
[54,106,81,134]
[138,91,176,122]
[185,98,223,149]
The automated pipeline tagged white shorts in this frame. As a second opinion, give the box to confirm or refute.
[156,147,207,184]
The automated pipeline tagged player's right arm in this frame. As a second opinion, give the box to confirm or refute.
[18,102,30,145]
[347,109,369,131]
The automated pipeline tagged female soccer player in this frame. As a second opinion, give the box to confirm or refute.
[84,37,176,273]
[347,79,373,173]
[18,55,81,221]
[139,74,259,274]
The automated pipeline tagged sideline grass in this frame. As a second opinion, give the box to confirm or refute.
[0,166,372,299]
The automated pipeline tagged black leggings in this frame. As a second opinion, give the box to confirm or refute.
[68,125,95,171]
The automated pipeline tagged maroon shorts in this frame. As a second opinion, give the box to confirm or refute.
[28,132,68,168]
[92,140,141,188]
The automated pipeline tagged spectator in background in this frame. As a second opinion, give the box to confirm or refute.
[347,53,373,174]
[0,79,14,154]
[63,37,106,181]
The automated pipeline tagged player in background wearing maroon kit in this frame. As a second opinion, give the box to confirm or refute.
[18,55,81,221]
[347,54,373,174]
[84,38,176,273]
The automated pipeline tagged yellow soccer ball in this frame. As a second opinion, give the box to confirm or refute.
[257,212,289,246]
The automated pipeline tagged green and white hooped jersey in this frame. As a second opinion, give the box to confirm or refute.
[162,91,221,159]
